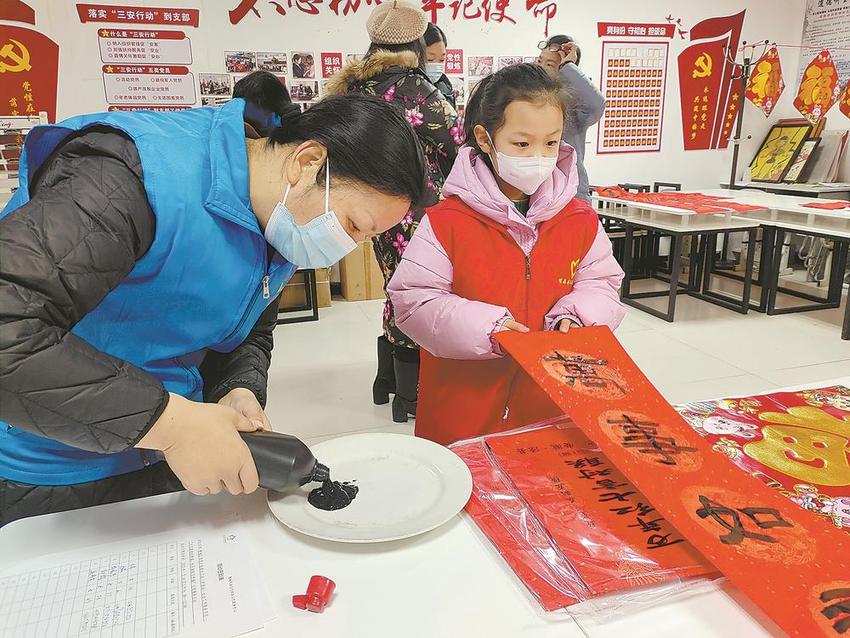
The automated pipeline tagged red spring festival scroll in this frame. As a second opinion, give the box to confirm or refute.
[495,328,850,638]
[678,11,745,151]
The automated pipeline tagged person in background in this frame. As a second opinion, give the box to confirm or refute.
[326,0,461,424]
[387,64,625,446]
[292,54,306,79]
[537,35,605,202]
[424,23,456,108]
[233,70,293,137]
[0,95,426,526]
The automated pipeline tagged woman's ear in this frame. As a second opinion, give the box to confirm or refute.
[474,124,492,154]
[285,140,328,186]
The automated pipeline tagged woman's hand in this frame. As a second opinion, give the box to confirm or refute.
[136,393,261,496]
[218,387,272,432]
[559,43,579,66]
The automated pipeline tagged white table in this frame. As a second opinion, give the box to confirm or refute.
[11,378,848,637]
[592,193,769,227]
[721,181,850,199]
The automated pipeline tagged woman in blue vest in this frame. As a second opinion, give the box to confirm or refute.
[0,95,426,526]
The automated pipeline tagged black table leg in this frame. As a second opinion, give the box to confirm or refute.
[741,228,757,313]
[666,233,683,322]
[766,228,785,315]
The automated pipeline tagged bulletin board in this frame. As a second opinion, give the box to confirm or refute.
[596,41,669,154]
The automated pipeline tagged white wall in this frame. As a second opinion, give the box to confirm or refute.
[6,0,814,188]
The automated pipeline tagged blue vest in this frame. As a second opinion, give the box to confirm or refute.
[0,100,296,485]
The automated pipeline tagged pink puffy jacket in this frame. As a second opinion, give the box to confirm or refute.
[387,143,626,360]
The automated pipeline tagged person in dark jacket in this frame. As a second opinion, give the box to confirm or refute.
[326,0,460,424]
[424,23,456,108]
[0,95,427,526]
[537,35,606,202]
[233,71,294,137]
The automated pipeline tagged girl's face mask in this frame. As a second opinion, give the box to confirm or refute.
[487,131,558,196]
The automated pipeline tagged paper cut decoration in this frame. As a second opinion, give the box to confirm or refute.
[794,50,841,124]
[593,186,765,214]
[496,328,850,638]
[745,45,784,116]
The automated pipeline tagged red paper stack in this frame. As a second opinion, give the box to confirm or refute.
[594,186,764,214]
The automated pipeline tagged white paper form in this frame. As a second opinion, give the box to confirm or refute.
[0,525,274,638]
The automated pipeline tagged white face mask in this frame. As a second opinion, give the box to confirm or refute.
[264,160,357,268]
[487,132,558,196]
[425,62,445,84]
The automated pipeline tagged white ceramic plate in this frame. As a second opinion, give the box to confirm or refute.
[267,433,473,543]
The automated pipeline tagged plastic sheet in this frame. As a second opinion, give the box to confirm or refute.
[451,418,720,618]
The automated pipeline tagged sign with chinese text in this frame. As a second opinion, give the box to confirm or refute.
[102,65,196,105]
[0,24,59,122]
[496,328,850,638]
[744,45,784,117]
[840,80,850,120]
[77,4,200,27]
[677,11,745,151]
[445,48,464,75]
[320,52,342,79]
[597,22,675,38]
[98,29,192,65]
[597,42,668,154]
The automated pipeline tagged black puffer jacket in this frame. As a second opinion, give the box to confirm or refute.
[0,128,279,455]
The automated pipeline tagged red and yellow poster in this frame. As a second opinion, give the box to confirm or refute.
[0,20,59,122]
[794,49,841,124]
[745,45,785,117]
[677,11,745,151]
[678,386,850,532]
[836,79,850,120]
[496,328,850,638]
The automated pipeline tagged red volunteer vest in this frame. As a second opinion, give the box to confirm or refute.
[418,196,600,445]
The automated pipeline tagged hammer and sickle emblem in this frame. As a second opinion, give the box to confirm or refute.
[0,39,32,73]
[692,52,713,79]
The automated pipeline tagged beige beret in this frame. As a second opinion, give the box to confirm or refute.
[366,0,428,46]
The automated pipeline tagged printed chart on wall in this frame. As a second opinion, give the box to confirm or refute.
[597,41,669,154]
[77,4,200,112]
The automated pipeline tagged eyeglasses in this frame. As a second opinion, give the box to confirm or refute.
[537,39,574,52]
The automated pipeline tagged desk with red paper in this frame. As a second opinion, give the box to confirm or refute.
[452,328,850,637]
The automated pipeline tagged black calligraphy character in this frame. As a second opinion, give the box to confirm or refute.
[598,490,636,503]
[696,496,792,545]
[593,478,629,491]
[819,588,850,634]
[578,468,611,480]
[646,533,685,550]
[609,414,697,465]
[611,501,655,517]
[229,0,261,23]
[628,516,664,533]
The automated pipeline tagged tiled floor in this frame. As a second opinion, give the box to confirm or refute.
[265,294,850,445]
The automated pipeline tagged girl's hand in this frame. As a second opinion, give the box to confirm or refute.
[218,387,272,432]
[557,320,580,333]
[502,319,530,333]
[136,393,261,496]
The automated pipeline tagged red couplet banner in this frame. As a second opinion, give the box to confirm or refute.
[496,327,850,638]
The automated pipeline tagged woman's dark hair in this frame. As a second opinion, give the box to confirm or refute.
[269,94,427,208]
[464,63,567,159]
[424,23,447,48]
[365,38,427,72]
[233,71,292,116]
[545,34,582,67]
[292,54,302,63]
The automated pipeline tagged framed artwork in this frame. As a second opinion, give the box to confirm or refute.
[749,122,812,183]
[783,138,820,183]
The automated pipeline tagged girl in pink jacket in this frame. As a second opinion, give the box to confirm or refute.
[387,63,625,445]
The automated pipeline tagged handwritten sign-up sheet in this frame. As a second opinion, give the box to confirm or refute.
[0,525,273,638]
